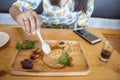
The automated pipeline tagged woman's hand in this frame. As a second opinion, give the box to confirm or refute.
[9,6,41,34]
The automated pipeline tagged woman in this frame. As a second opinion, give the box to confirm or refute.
[9,0,94,34]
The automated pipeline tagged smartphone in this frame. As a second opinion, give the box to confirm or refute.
[73,28,101,44]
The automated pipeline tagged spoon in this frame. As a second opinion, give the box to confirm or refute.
[36,31,51,54]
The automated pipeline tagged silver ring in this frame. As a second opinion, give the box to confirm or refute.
[23,18,28,21]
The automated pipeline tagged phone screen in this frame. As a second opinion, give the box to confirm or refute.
[75,29,99,41]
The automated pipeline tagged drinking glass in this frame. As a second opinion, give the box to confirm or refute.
[99,41,114,62]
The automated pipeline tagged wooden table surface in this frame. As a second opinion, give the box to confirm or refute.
[0,25,120,80]
[90,28,120,55]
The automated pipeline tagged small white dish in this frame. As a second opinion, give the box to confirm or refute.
[0,32,9,48]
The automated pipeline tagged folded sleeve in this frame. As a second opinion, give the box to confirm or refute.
[12,0,42,11]
[77,0,94,27]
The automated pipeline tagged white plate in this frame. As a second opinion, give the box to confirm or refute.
[0,32,9,48]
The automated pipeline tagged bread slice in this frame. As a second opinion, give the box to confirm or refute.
[43,49,65,69]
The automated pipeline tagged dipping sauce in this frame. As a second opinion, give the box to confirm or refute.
[101,49,111,59]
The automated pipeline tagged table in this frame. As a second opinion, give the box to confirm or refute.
[0,25,120,80]
[94,28,120,54]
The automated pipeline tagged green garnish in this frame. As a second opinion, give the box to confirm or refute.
[58,52,70,66]
[15,40,36,50]
[15,41,22,49]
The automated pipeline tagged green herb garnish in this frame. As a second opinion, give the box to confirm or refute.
[58,52,70,66]
[15,41,22,49]
[15,40,36,50]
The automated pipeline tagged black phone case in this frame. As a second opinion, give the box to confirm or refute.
[73,29,101,44]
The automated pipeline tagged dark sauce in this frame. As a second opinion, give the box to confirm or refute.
[59,41,65,45]
[21,59,33,69]
[101,50,111,59]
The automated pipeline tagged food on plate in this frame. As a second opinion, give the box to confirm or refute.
[43,49,72,69]
[20,41,79,69]
[30,48,43,62]
[42,41,74,69]
[21,59,33,69]
[43,49,65,68]
[57,41,66,48]
[50,41,66,50]
[15,40,36,50]
[58,52,70,66]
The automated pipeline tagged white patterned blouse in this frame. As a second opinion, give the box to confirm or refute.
[13,0,94,28]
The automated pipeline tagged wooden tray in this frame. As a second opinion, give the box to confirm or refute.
[10,40,91,76]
